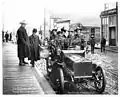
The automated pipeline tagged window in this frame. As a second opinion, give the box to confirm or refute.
[109,15,116,26]
[102,17,108,25]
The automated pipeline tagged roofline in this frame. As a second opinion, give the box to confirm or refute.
[100,8,117,17]
[56,20,71,23]
[84,26,100,28]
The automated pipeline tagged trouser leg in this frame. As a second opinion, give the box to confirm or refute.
[31,60,34,67]
[103,46,105,52]
[91,46,93,54]
[30,57,35,67]
[91,46,94,54]
[93,46,94,53]
[101,46,103,52]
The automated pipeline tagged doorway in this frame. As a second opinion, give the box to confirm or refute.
[109,27,116,46]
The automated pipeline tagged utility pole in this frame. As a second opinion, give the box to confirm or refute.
[116,2,118,46]
[2,0,5,42]
[44,8,46,40]
[49,16,51,31]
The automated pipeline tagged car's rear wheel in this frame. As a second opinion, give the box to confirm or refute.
[94,66,106,93]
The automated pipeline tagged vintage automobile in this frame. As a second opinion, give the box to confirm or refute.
[46,49,106,94]
[45,41,106,94]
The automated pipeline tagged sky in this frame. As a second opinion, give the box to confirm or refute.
[0,0,118,33]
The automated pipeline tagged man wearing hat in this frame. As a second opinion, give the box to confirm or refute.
[90,35,95,54]
[16,20,30,66]
[29,28,41,67]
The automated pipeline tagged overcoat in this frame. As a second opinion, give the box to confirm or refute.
[29,34,41,61]
[90,38,95,46]
[101,38,106,47]
[17,26,30,58]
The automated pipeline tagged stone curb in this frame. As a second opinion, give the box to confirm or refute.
[34,64,55,94]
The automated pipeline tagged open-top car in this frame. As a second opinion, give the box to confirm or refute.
[45,44,106,94]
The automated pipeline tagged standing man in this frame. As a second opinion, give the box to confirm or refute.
[16,20,30,66]
[9,32,12,41]
[29,28,41,67]
[2,31,5,42]
[5,31,9,42]
[80,38,85,50]
[101,37,106,52]
[90,35,95,54]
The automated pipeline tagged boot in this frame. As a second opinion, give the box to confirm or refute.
[23,58,28,64]
[19,58,25,66]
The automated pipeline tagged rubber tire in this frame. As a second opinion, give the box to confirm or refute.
[94,67,106,93]
[58,68,64,94]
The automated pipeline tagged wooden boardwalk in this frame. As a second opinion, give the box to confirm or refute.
[3,42,45,94]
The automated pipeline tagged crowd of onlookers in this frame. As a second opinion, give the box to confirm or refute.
[3,31,12,42]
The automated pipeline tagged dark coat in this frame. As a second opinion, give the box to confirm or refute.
[101,38,106,47]
[17,26,30,58]
[90,38,95,46]
[29,34,41,61]
[5,33,9,39]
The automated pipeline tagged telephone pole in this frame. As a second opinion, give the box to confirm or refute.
[116,2,118,46]
[44,8,46,39]
[1,0,4,31]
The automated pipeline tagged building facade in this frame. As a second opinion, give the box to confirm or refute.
[100,3,118,46]
[70,23,100,43]
[55,20,71,31]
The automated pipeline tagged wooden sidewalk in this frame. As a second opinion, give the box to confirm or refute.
[3,42,45,94]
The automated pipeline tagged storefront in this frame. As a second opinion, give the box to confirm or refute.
[100,5,118,46]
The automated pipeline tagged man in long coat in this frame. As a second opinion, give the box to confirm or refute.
[101,37,106,52]
[90,35,95,54]
[5,32,9,42]
[16,20,30,66]
[29,28,41,67]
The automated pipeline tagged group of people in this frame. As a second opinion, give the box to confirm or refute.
[16,20,106,67]
[49,27,106,54]
[49,28,86,51]
[4,32,12,42]
[16,20,41,67]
